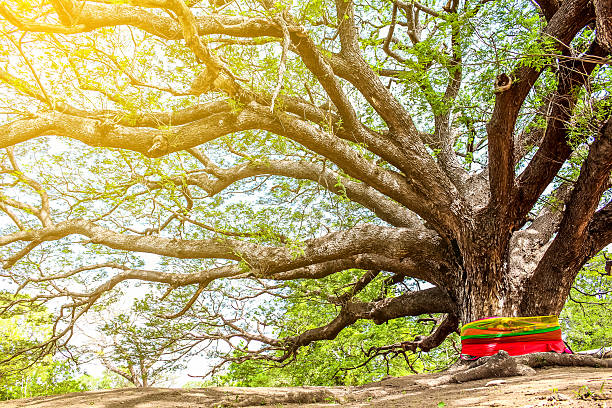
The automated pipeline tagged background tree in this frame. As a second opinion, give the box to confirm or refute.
[0,0,610,376]
[83,294,204,387]
[0,292,88,400]
[561,252,612,354]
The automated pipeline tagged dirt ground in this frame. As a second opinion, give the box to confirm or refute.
[2,367,610,408]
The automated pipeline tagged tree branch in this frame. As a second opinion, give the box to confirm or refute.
[510,40,606,229]
[367,313,458,356]
[152,159,423,228]
[277,287,455,361]
[587,199,612,254]
[520,115,612,314]
[594,0,612,53]
[486,0,594,213]
[1,219,445,283]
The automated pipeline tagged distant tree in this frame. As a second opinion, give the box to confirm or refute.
[85,295,202,387]
[78,371,132,391]
[0,0,611,376]
[561,251,612,353]
[0,292,87,400]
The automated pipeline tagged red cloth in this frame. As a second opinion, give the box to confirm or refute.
[461,338,567,357]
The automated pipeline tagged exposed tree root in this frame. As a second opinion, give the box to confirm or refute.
[578,347,612,359]
[213,388,345,407]
[515,351,612,369]
[418,351,612,387]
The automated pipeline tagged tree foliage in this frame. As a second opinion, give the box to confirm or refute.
[0,0,610,378]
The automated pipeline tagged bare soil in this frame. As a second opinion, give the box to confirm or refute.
[2,367,611,408]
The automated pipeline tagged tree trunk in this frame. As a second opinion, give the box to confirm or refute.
[450,218,574,325]
[455,267,567,325]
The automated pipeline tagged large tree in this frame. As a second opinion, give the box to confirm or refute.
[0,0,611,370]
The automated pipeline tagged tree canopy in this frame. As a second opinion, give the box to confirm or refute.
[0,0,610,375]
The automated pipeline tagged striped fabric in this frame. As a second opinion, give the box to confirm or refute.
[460,315,569,359]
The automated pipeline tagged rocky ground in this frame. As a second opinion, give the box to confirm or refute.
[2,366,611,408]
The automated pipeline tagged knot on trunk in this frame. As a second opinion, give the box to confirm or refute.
[494,73,513,94]
[189,67,238,96]
[147,135,169,156]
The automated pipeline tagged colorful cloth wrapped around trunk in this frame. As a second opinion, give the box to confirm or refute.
[460,315,570,359]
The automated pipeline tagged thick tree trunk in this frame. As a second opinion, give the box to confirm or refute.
[451,219,510,323]
[455,266,566,325]
[450,218,574,325]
